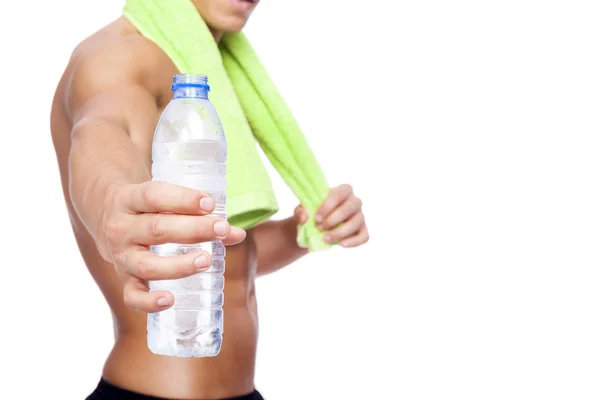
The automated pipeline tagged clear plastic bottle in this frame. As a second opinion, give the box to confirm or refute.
[147,74,226,357]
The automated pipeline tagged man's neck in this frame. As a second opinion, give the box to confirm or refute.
[209,27,223,43]
[190,0,223,42]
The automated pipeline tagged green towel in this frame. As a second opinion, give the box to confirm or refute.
[123,0,331,251]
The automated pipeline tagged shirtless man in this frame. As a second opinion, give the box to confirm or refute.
[50,1,369,398]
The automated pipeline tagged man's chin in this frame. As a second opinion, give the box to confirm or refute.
[212,15,251,34]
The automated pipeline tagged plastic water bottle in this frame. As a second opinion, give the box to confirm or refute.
[147,74,227,357]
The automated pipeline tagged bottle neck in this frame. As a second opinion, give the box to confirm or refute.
[172,86,209,99]
[171,74,210,99]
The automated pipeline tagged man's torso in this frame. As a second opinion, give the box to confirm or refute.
[51,17,260,399]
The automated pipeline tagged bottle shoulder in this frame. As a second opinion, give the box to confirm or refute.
[154,98,225,143]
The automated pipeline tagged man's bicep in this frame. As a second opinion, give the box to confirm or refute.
[66,54,159,143]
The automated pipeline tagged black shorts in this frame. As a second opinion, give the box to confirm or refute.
[87,378,264,400]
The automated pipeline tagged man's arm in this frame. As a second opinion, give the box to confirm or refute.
[254,185,369,276]
[64,46,245,312]
[252,215,308,277]
[68,66,157,244]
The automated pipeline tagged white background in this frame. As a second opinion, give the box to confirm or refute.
[1,0,599,399]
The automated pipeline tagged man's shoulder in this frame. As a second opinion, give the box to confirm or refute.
[71,18,162,86]
[61,17,173,114]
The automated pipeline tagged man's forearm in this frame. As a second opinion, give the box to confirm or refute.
[69,119,150,239]
[252,217,309,276]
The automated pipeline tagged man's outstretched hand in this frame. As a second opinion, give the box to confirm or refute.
[295,184,369,248]
[97,181,246,313]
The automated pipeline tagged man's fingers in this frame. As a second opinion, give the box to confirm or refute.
[123,276,175,313]
[324,212,364,244]
[222,226,247,246]
[315,184,353,223]
[121,181,216,215]
[116,247,212,281]
[129,214,233,245]
[294,205,308,225]
[319,196,362,230]
[340,226,370,248]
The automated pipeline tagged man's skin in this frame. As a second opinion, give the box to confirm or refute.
[50,1,368,398]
